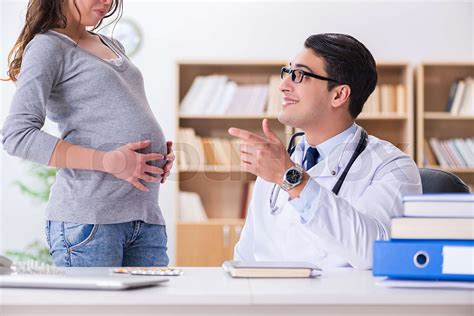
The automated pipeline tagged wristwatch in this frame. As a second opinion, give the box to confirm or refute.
[280,164,304,191]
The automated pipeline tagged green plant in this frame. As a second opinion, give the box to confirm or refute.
[6,163,56,264]
[14,163,57,203]
[4,240,53,265]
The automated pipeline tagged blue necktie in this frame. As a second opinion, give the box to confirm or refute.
[304,147,320,171]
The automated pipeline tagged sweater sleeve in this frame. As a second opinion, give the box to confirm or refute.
[1,34,62,165]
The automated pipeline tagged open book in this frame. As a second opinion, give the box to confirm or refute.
[222,261,321,278]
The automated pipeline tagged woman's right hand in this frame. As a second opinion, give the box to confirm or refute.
[102,140,163,192]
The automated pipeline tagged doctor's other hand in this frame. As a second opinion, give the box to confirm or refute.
[228,119,294,184]
[161,141,175,184]
[102,140,164,192]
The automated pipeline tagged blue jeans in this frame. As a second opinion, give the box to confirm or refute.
[45,220,169,267]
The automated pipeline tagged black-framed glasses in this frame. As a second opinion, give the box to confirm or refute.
[280,66,342,84]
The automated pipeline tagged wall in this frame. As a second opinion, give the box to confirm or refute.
[1,0,473,264]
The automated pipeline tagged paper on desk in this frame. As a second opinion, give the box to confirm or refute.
[376,278,474,289]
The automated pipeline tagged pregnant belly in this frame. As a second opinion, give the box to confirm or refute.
[66,122,167,199]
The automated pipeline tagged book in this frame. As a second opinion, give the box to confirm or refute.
[202,137,218,165]
[206,76,230,114]
[459,77,474,115]
[216,81,238,115]
[373,240,474,281]
[454,138,474,167]
[213,138,231,166]
[222,261,321,278]
[266,75,283,115]
[439,139,458,167]
[180,76,205,114]
[403,194,474,218]
[428,138,449,167]
[380,84,396,113]
[395,84,406,114]
[363,85,381,114]
[391,218,474,240]
[445,80,459,112]
[423,139,438,166]
[447,139,468,167]
[450,79,466,115]
[179,191,208,222]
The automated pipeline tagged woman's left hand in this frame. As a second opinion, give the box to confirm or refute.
[161,141,175,183]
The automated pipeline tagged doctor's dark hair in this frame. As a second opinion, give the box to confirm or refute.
[304,33,377,118]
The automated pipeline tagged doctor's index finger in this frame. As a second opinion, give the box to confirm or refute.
[228,127,266,144]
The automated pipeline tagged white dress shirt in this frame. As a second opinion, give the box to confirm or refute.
[234,124,422,269]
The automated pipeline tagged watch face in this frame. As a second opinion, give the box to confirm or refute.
[286,168,301,184]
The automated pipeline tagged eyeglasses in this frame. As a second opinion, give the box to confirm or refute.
[280,66,342,84]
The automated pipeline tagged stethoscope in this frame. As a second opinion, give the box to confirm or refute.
[269,128,369,215]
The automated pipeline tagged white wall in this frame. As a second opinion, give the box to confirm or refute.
[1,0,473,264]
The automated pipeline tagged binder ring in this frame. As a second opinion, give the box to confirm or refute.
[413,251,430,269]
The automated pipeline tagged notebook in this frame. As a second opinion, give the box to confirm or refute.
[222,261,321,278]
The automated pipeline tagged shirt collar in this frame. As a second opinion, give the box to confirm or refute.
[302,123,357,163]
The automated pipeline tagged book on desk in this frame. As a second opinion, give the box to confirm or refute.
[222,261,321,278]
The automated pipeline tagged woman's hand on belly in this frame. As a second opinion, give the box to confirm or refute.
[161,141,175,184]
[103,140,164,192]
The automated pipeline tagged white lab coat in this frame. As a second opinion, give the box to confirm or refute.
[234,125,422,269]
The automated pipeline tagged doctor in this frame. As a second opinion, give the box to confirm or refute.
[228,33,422,269]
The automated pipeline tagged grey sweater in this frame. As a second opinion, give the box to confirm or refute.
[1,31,166,225]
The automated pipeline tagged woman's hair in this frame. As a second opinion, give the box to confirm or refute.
[4,0,123,82]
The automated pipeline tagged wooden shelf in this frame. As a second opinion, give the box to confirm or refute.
[181,113,410,120]
[179,165,245,173]
[416,62,474,186]
[424,112,474,120]
[357,113,407,120]
[180,115,279,120]
[178,218,246,225]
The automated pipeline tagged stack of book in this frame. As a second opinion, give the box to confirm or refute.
[373,194,474,282]
[446,77,474,115]
[180,75,282,116]
[362,84,406,115]
[424,137,474,168]
[177,128,241,170]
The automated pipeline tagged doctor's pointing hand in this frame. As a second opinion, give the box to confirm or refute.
[228,119,294,184]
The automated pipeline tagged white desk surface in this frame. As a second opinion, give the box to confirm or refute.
[1,267,473,316]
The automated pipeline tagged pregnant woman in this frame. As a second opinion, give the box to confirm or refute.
[2,0,174,267]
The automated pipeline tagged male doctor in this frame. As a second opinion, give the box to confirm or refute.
[228,33,422,269]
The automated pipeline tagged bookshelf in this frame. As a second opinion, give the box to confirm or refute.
[175,61,415,266]
[175,61,290,266]
[359,62,414,157]
[416,62,474,188]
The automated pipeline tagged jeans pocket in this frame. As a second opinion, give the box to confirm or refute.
[45,220,51,250]
[62,222,99,251]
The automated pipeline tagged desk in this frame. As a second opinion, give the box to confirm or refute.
[0,267,472,315]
